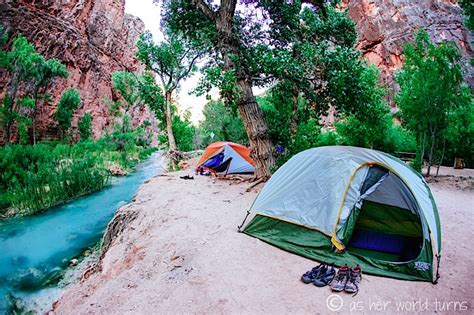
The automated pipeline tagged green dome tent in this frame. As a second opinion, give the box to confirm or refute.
[242,146,441,282]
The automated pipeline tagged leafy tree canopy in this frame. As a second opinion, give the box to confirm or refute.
[198,99,247,146]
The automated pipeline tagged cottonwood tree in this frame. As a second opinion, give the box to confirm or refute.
[162,0,277,178]
[162,0,356,178]
[396,30,472,176]
[136,31,202,152]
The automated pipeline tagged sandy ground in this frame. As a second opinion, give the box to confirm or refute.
[55,165,474,314]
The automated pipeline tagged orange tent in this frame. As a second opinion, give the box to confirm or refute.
[197,141,255,174]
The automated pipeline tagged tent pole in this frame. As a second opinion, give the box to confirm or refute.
[237,211,251,232]
[224,162,230,177]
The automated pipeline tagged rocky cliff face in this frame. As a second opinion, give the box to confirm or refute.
[342,0,473,106]
[0,0,158,142]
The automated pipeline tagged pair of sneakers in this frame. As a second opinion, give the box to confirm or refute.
[330,264,362,295]
[301,263,336,287]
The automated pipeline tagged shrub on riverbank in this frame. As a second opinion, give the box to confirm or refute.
[0,133,156,217]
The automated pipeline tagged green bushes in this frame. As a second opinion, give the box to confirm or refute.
[198,100,247,147]
[171,110,196,152]
[56,88,81,140]
[257,88,418,170]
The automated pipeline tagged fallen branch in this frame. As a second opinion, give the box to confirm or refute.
[246,178,265,192]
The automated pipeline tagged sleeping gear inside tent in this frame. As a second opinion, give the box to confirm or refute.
[201,152,225,169]
[242,146,441,282]
[197,142,255,174]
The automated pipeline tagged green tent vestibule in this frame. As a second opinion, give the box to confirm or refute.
[242,146,441,282]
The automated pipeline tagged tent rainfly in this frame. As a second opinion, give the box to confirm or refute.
[241,146,441,282]
[197,141,255,174]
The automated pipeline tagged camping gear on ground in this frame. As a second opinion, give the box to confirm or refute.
[313,264,336,287]
[179,175,194,180]
[330,264,350,292]
[301,264,324,284]
[211,157,233,174]
[242,146,441,282]
[345,265,362,295]
[197,142,255,175]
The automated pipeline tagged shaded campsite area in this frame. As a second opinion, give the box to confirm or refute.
[55,156,473,314]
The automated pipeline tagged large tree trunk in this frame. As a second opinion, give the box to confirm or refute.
[237,80,275,179]
[216,2,275,179]
[165,90,177,151]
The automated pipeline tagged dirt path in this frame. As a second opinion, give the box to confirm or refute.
[55,169,474,314]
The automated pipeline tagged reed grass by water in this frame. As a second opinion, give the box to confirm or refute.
[0,137,156,217]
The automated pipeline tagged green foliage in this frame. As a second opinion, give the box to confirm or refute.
[459,0,474,31]
[0,33,68,144]
[445,98,474,167]
[171,110,196,152]
[136,31,202,92]
[78,113,93,141]
[198,100,247,146]
[0,129,156,217]
[136,31,203,151]
[139,71,165,123]
[168,1,427,174]
[396,29,472,173]
[112,71,141,112]
[410,151,423,173]
[257,46,415,168]
[258,64,416,169]
[0,143,107,216]
[18,119,31,145]
[55,88,81,139]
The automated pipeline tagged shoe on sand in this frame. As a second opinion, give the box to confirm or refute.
[330,264,349,292]
[345,265,362,295]
[301,264,323,284]
[313,264,336,287]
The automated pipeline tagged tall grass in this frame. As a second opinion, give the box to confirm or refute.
[8,157,110,215]
[0,130,156,217]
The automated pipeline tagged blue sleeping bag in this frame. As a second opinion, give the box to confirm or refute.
[349,229,408,254]
[202,153,225,169]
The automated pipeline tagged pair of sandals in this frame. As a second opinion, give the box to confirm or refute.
[301,263,336,287]
[179,175,194,180]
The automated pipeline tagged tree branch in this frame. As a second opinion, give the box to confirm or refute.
[219,0,237,17]
[173,52,202,90]
[191,0,216,21]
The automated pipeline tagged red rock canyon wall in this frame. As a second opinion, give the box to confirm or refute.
[0,0,159,143]
[343,0,473,106]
